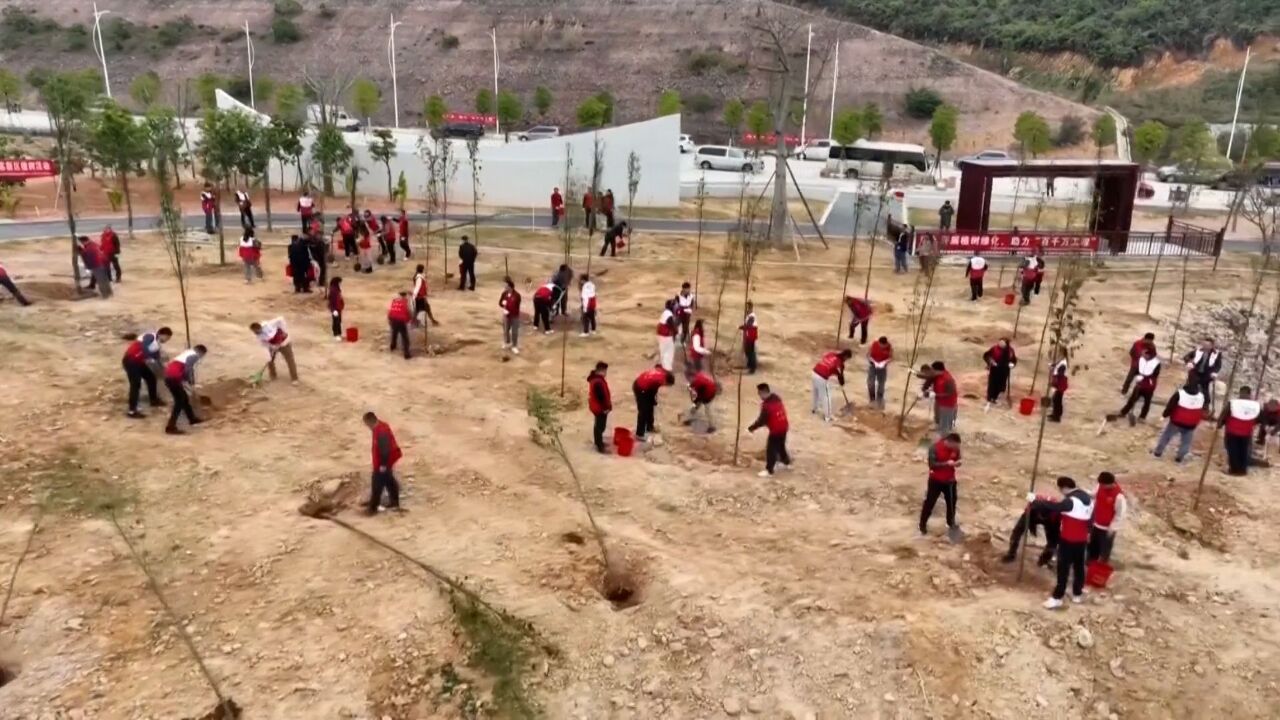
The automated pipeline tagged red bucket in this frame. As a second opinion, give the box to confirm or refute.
[345,326,359,342]
[1086,560,1114,588]
[613,427,635,457]
[1018,397,1036,415]
[285,264,293,277]
[1003,292,1016,305]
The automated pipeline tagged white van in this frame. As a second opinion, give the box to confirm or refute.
[695,145,757,172]
[826,140,930,181]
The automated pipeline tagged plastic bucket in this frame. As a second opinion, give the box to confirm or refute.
[285,264,293,277]
[613,427,635,457]
[1086,560,1114,588]
[345,327,359,343]
[1003,292,1016,305]
[1019,397,1036,415]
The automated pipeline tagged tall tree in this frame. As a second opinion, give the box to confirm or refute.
[1091,114,1117,158]
[534,86,553,119]
[143,106,184,191]
[274,82,306,122]
[311,123,353,196]
[236,121,272,232]
[475,88,494,116]
[424,94,447,128]
[496,91,522,142]
[349,77,380,126]
[267,116,304,193]
[0,69,20,110]
[1173,120,1216,168]
[928,104,958,170]
[861,102,883,138]
[197,108,259,263]
[657,89,682,116]
[1132,120,1169,167]
[369,128,397,196]
[723,99,745,145]
[744,101,772,149]
[128,71,161,109]
[40,71,99,290]
[87,99,149,237]
[1013,111,1052,159]
[576,98,607,129]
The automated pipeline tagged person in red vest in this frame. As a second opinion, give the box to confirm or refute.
[1121,333,1156,394]
[200,184,216,234]
[388,291,413,359]
[866,336,893,410]
[297,190,316,234]
[100,225,122,283]
[249,317,298,383]
[811,348,852,422]
[1018,254,1041,305]
[235,189,254,229]
[579,274,597,336]
[748,382,790,477]
[0,261,32,306]
[356,221,374,273]
[686,319,710,377]
[982,338,1017,407]
[602,189,616,227]
[1026,476,1093,609]
[582,189,596,234]
[844,295,872,344]
[656,300,678,371]
[1048,358,1068,422]
[550,187,564,227]
[633,365,675,441]
[920,433,962,537]
[122,327,173,418]
[337,212,357,258]
[411,264,439,326]
[78,236,112,298]
[1001,492,1060,566]
[381,215,399,265]
[328,277,345,341]
[930,360,959,435]
[363,411,403,514]
[499,277,522,354]
[1087,472,1126,563]
[739,302,758,374]
[683,370,718,433]
[1153,373,1204,463]
[237,227,263,283]
[364,211,385,262]
[532,282,556,334]
[1117,344,1161,423]
[587,362,612,453]
[1219,385,1261,475]
[163,345,207,435]
[964,250,987,301]
[1257,398,1280,449]
[397,209,412,258]
[675,283,696,343]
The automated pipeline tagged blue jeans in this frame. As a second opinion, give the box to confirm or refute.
[1154,423,1195,461]
[893,248,909,273]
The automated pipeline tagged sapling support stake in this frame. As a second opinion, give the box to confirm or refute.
[835,194,864,345]
[783,159,829,248]
[0,513,39,628]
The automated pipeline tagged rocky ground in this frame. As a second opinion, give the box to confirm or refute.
[0,220,1279,719]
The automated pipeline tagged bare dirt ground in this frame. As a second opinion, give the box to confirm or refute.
[2,221,1280,720]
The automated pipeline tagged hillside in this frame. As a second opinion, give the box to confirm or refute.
[0,0,1099,154]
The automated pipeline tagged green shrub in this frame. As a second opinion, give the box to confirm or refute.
[273,0,304,18]
[903,87,943,120]
[1054,115,1086,147]
[64,24,89,52]
[156,17,194,48]
[272,17,301,44]
[440,34,460,50]
[685,93,718,115]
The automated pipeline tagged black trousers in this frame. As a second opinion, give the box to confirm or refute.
[165,378,197,429]
[1007,510,1059,563]
[969,278,983,300]
[533,298,552,331]
[109,254,122,282]
[1087,527,1115,563]
[986,368,1010,403]
[919,480,957,532]
[582,309,597,333]
[389,320,411,358]
[1197,378,1215,411]
[0,275,31,305]
[678,314,691,344]
[593,412,608,451]
[331,310,343,338]
[634,387,657,437]
[240,207,255,229]
[123,359,158,412]
[399,237,412,258]
[292,267,310,292]
[378,235,396,263]
[369,469,401,509]
[1021,279,1034,303]
[342,234,357,257]
[604,210,615,227]
[744,341,757,374]
[1121,366,1138,394]
[585,210,596,233]
[1049,388,1064,421]
[204,211,215,234]
[1120,386,1153,419]
[315,259,327,290]
[300,213,311,233]
[847,319,868,344]
[765,432,790,473]
[458,261,476,290]
[599,237,616,257]
[1225,433,1251,474]
[1053,541,1087,599]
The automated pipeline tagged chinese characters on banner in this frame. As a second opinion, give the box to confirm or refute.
[932,231,1099,254]
[0,158,58,181]
[442,112,496,127]
[742,132,804,147]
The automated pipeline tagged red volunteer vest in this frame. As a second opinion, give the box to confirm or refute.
[398,216,409,238]
[414,274,428,299]
[371,421,403,469]
[267,328,288,347]
[690,372,716,403]
[388,297,411,322]
[846,297,870,320]
[762,395,789,434]
[1170,389,1205,428]
[869,342,892,364]
[1225,398,1261,437]
[1058,492,1093,543]
[298,198,314,216]
[742,320,758,343]
[656,313,675,337]
[933,371,958,408]
[1093,484,1124,528]
[164,356,191,381]
[501,290,521,314]
[813,352,843,379]
[124,340,145,363]
[338,216,354,234]
[635,368,668,392]
[534,285,553,301]
[928,441,959,482]
[686,329,705,362]
[588,374,612,414]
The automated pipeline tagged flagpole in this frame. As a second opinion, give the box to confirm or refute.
[828,39,839,139]
[1225,46,1251,162]
[245,21,255,110]
[800,24,813,142]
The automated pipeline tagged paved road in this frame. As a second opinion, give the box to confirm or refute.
[820,193,890,238]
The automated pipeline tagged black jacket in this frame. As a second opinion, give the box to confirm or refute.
[458,241,477,263]
[287,241,311,269]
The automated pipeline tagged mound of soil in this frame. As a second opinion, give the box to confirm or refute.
[298,473,364,518]
[19,281,94,302]
[196,378,255,413]
[1122,473,1241,551]
[370,326,483,357]
[843,406,933,444]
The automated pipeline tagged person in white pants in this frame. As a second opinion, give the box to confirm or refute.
[811,349,852,421]
[656,301,677,372]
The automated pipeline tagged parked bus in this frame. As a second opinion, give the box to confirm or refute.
[825,140,931,181]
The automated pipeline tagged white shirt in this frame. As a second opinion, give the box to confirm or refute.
[298,196,314,210]
[256,317,290,350]
[235,190,250,204]
[413,274,428,298]
[659,308,674,327]
[581,281,596,312]
[677,293,695,314]
[968,257,987,271]
[692,330,709,356]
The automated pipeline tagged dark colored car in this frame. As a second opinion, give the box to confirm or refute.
[432,122,484,140]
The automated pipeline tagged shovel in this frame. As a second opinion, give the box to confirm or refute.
[248,358,272,387]
[837,386,855,416]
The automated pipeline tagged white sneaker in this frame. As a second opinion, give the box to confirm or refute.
[579,332,589,337]
[1043,597,1064,610]
[544,331,553,336]
[502,343,510,349]
[757,470,773,478]
[1071,593,1085,604]
[333,336,343,342]
[511,347,520,355]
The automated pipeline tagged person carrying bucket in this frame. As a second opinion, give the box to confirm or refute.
[1087,472,1126,564]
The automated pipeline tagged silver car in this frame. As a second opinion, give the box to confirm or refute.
[517,125,561,141]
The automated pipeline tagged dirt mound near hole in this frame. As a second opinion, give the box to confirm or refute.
[842,406,933,444]
[196,378,255,412]
[1122,473,1241,551]
[19,281,94,302]
[298,474,363,518]
[184,699,242,720]
[371,327,484,357]
[963,532,1055,593]
[662,431,755,469]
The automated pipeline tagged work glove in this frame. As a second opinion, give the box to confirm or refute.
[1025,492,1037,503]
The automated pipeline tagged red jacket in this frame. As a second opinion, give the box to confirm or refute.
[500,289,521,315]
[754,394,788,435]
[365,215,380,234]
[534,285,553,301]
[1093,483,1124,528]
[371,421,403,470]
[813,352,845,380]
[690,372,717,403]
[927,440,960,482]
[551,191,564,211]
[1129,339,1150,369]
[100,229,119,256]
[588,371,612,414]
[933,370,958,408]
[582,192,594,210]
[635,367,668,392]
[602,193,615,212]
[329,286,345,313]
[79,240,103,269]
[398,214,409,239]
[845,296,871,321]
[868,341,892,365]
[388,297,412,323]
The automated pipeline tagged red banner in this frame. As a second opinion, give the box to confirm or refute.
[934,231,1098,253]
[443,112,496,127]
[743,132,803,147]
[0,158,58,181]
